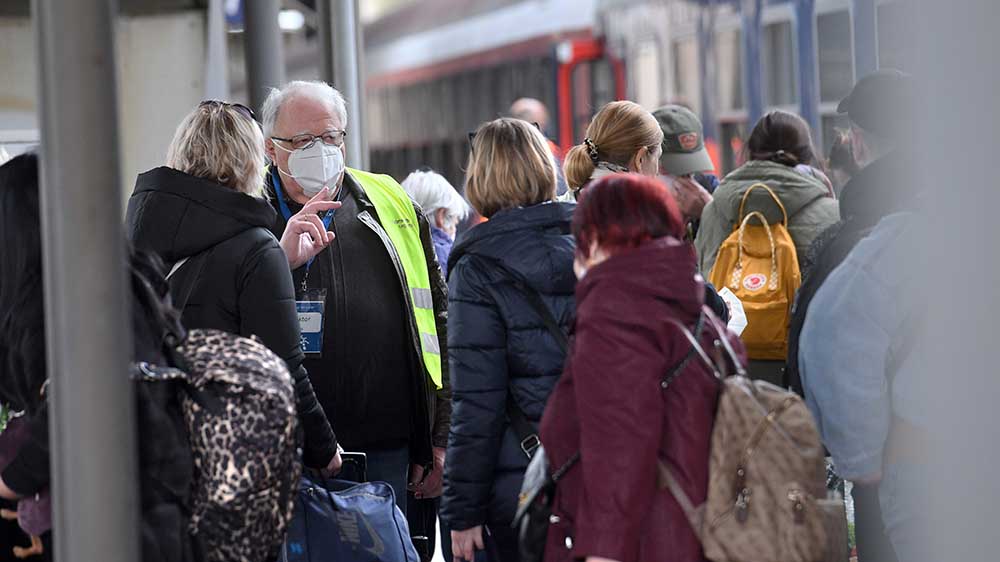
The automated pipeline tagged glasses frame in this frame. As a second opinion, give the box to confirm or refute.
[271,130,348,151]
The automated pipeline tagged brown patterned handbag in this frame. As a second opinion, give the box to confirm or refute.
[659,310,848,562]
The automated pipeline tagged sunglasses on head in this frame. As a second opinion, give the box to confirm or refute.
[199,99,257,123]
[468,121,542,151]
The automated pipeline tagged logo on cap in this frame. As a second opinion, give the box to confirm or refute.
[678,132,699,151]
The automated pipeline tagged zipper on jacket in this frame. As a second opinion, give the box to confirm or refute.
[357,210,427,374]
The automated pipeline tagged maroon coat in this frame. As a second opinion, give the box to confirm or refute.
[540,238,742,562]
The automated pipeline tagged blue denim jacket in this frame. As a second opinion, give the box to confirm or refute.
[798,212,924,480]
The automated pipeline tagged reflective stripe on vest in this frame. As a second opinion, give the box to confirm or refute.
[348,168,443,389]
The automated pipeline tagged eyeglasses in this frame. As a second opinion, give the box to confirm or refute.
[271,130,348,150]
[199,100,256,123]
[468,121,542,153]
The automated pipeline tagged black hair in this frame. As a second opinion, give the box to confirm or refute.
[0,153,186,414]
[0,153,46,413]
[745,110,819,169]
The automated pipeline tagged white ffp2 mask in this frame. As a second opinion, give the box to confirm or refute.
[275,141,345,196]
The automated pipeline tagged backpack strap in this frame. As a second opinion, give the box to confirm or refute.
[470,254,568,458]
[166,249,214,312]
[657,460,705,533]
[738,183,789,226]
[660,314,706,389]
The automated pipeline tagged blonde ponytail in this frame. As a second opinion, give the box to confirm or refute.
[564,143,597,191]
[563,101,663,192]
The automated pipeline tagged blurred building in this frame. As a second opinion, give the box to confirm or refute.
[0,0,909,191]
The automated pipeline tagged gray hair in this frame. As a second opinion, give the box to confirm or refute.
[401,170,469,223]
[261,80,348,137]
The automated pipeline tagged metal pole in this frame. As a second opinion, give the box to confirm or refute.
[317,0,336,88]
[851,0,879,79]
[741,0,764,126]
[795,0,821,149]
[32,0,138,561]
[205,0,230,100]
[324,0,369,170]
[243,0,284,113]
[697,0,719,144]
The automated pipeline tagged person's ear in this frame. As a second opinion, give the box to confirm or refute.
[434,208,449,229]
[631,146,648,172]
[265,138,276,162]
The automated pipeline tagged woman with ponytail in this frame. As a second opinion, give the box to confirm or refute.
[562,101,663,198]
[694,110,839,385]
[695,110,839,276]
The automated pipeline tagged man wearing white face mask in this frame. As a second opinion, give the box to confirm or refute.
[262,81,451,515]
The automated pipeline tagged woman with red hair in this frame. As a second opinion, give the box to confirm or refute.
[538,174,744,562]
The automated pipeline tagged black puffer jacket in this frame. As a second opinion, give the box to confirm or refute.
[441,202,576,533]
[126,167,338,468]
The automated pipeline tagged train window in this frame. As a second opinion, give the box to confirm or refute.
[878,1,909,71]
[632,40,661,109]
[818,10,854,103]
[571,61,593,142]
[716,28,743,111]
[762,21,797,107]
[672,37,700,113]
[589,58,616,111]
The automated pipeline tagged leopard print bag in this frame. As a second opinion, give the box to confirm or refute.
[176,329,301,562]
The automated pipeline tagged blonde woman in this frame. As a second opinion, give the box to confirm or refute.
[565,100,732,329]
[126,100,341,475]
[441,118,576,562]
[562,100,664,197]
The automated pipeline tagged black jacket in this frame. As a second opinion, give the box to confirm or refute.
[440,202,577,532]
[265,169,451,467]
[786,151,921,393]
[126,167,338,468]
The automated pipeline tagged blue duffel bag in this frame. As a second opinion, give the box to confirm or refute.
[282,475,419,562]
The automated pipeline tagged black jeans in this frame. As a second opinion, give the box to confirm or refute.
[853,482,898,562]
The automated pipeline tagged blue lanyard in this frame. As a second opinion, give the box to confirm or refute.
[272,173,336,272]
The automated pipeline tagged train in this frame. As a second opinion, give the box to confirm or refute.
[363,0,907,187]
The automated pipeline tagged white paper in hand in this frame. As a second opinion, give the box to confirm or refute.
[717,287,748,336]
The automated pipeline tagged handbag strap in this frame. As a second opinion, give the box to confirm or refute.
[470,254,569,458]
[470,254,569,353]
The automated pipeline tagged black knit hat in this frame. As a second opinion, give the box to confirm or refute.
[837,69,913,140]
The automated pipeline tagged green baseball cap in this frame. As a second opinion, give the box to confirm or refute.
[652,105,715,176]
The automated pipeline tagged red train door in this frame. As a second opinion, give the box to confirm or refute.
[555,38,627,153]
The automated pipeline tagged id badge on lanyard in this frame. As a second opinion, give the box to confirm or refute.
[296,287,327,356]
[275,173,335,357]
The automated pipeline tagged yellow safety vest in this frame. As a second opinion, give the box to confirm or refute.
[347,168,443,389]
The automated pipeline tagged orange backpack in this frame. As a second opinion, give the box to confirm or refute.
[708,183,800,360]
